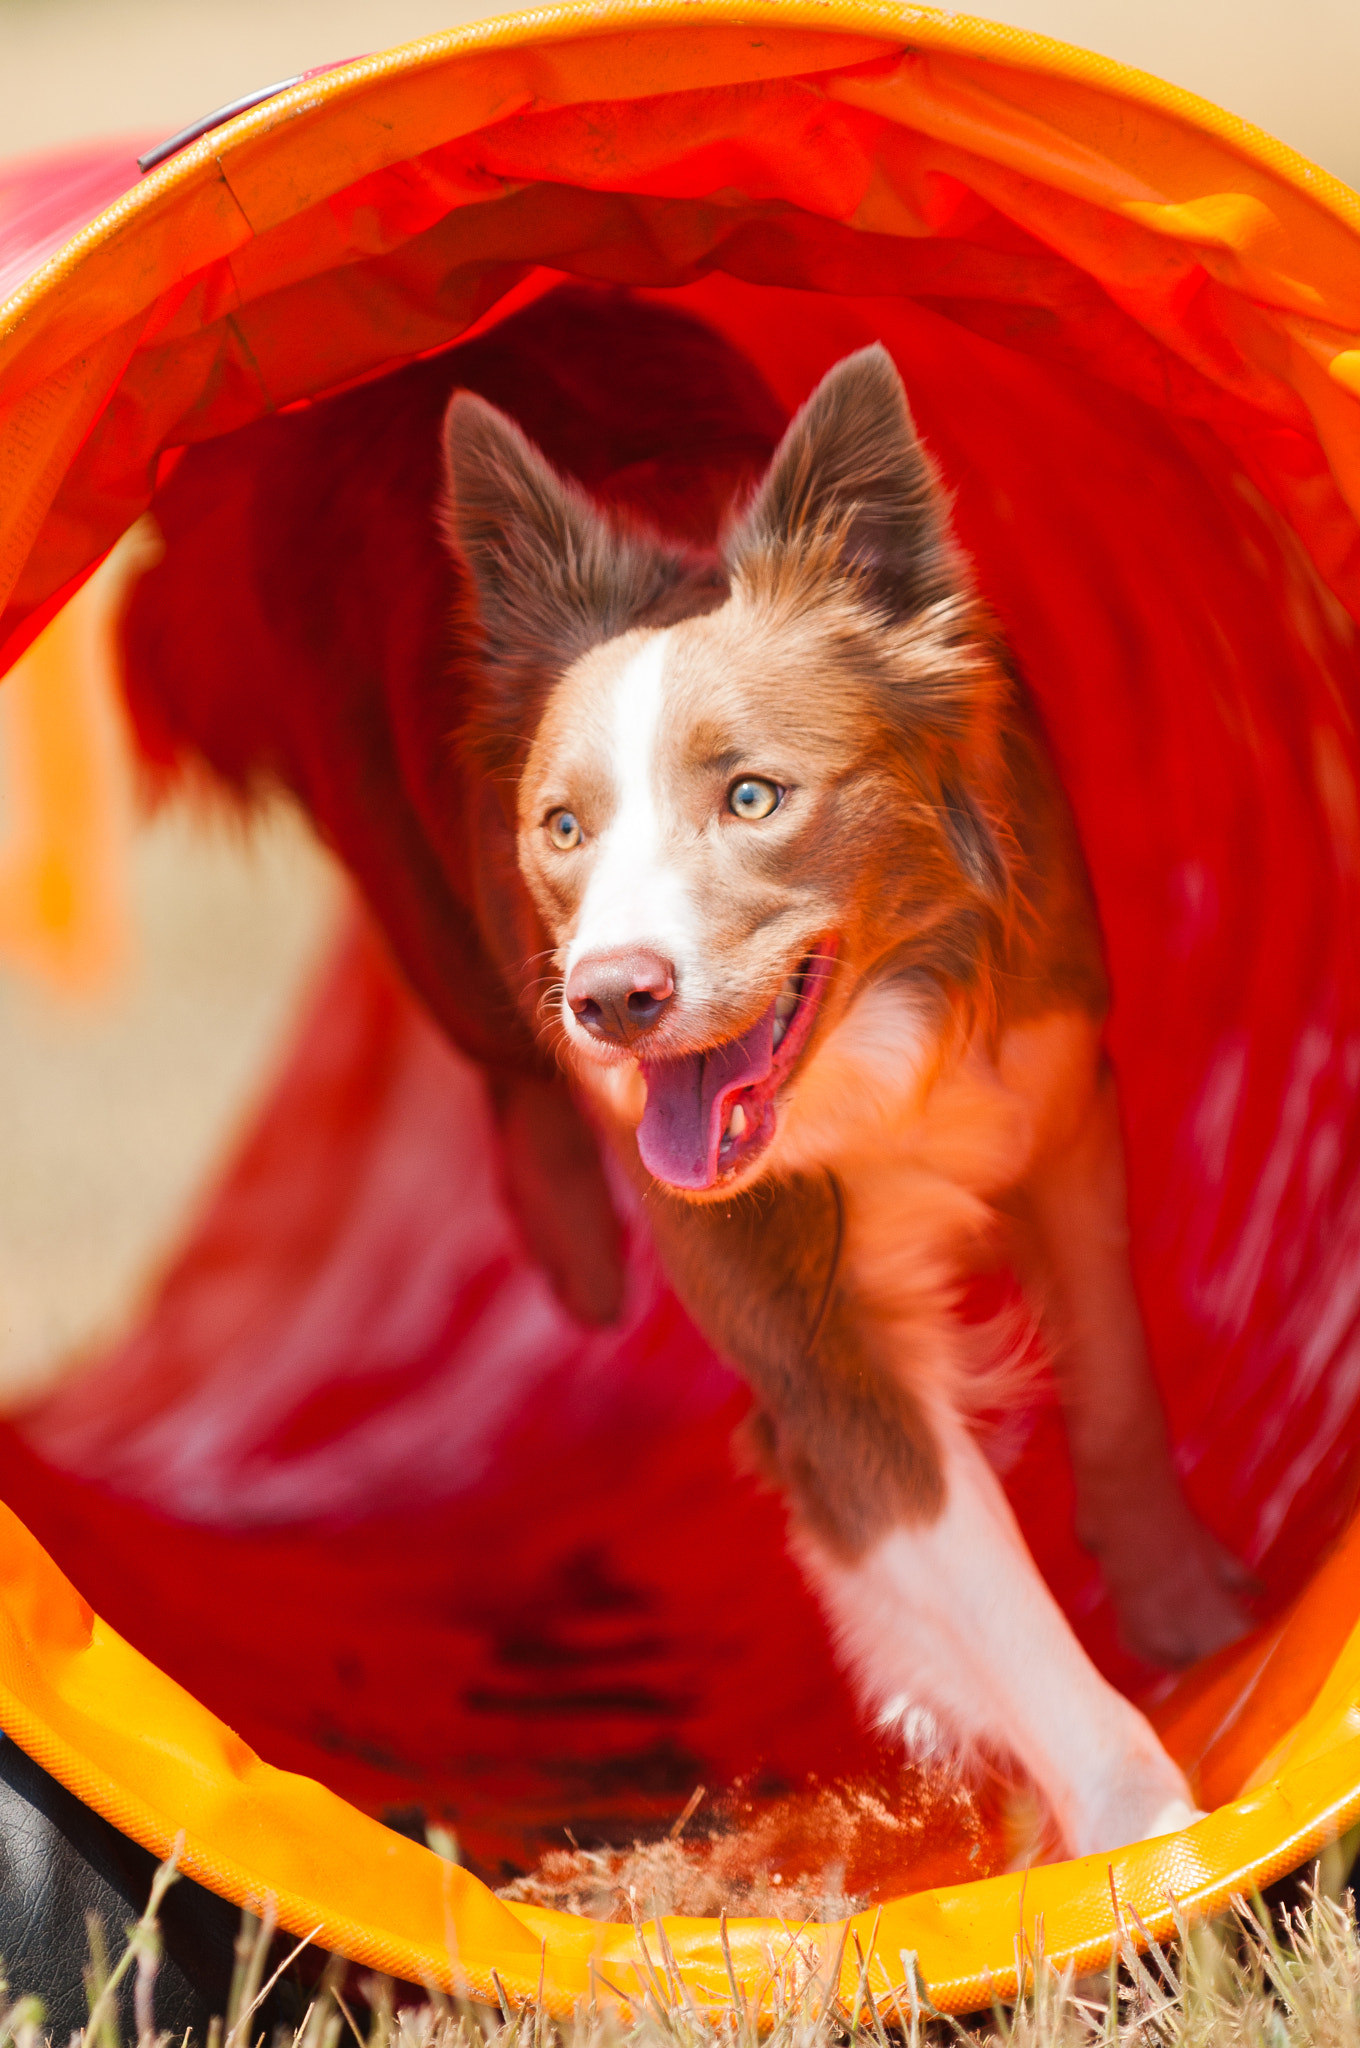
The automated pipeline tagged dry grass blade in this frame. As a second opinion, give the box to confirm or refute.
[18,1844,1360,2048]
[226,1919,322,2048]
[84,1834,184,2048]
[669,1793,707,1844]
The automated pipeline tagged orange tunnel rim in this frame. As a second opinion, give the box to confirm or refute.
[4,1487,1360,2017]
[5,0,1360,393]
[8,0,1360,656]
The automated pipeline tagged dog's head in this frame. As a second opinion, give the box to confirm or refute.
[442,343,1013,1197]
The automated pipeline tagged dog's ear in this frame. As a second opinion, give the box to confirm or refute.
[441,393,700,754]
[725,344,961,619]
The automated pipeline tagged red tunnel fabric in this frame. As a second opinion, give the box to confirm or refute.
[1,5,1359,1944]
[2,262,1359,1884]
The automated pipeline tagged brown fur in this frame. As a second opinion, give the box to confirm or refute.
[643,1169,945,1556]
[440,339,1247,1676]
[442,348,1103,1554]
[447,392,732,784]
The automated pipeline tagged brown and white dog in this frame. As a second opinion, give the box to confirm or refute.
[440,341,1250,1859]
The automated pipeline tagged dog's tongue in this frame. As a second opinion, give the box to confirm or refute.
[637,1000,777,1190]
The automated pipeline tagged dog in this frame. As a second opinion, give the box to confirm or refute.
[439,330,1252,1859]
[123,288,1247,1861]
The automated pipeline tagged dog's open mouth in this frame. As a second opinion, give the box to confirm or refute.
[636,944,836,1191]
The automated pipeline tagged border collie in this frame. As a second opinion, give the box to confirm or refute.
[439,341,1248,1858]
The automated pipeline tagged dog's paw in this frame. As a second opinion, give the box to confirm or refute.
[1143,1797,1205,1840]
[1086,1495,1256,1670]
[1065,1748,1203,1858]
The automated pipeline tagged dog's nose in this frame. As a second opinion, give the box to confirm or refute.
[567,949,675,1046]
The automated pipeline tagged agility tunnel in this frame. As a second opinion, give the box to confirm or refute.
[2,0,1360,2017]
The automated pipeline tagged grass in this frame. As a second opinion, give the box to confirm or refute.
[14,1840,1360,2048]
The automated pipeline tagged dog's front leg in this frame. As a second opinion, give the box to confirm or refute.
[797,1409,1198,1858]
[647,1174,1195,1859]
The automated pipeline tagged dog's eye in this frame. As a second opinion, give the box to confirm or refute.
[547,810,582,850]
[728,777,781,822]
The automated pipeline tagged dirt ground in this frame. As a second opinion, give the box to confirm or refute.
[0,0,1355,1405]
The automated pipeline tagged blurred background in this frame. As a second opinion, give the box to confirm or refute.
[0,0,1356,1406]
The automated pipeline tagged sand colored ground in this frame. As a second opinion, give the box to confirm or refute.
[0,0,1355,1405]
[0,795,341,1400]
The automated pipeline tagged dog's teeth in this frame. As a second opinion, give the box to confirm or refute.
[727,1103,747,1140]
[772,975,800,1052]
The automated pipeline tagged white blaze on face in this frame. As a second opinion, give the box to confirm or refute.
[563,630,699,1012]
